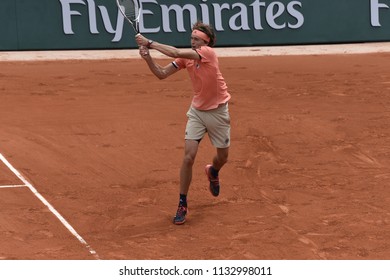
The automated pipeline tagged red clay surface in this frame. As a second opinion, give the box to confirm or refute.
[1,53,390,260]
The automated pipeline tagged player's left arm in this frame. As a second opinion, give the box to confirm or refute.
[139,46,179,80]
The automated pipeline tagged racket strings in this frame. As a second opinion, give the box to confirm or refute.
[118,0,139,21]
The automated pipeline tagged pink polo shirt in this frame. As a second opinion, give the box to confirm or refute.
[173,46,231,111]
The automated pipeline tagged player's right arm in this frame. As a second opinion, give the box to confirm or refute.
[139,46,179,80]
[136,35,200,60]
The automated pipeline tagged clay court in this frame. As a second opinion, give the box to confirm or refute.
[1,46,390,260]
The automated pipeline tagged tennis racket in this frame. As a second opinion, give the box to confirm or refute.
[116,0,141,35]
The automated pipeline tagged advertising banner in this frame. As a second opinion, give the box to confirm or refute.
[1,0,390,51]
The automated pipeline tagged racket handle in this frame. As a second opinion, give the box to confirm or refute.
[135,33,141,37]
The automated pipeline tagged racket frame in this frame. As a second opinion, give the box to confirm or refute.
[116,0,141,34]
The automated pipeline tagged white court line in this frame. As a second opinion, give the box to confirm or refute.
[1,42,390,61]
[0,184,27,189]
[0,153,100,260]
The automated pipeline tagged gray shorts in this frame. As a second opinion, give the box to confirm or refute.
[185,103,231,148]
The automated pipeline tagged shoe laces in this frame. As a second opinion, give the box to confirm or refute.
[209,174,219,186]
[176,205,187,216]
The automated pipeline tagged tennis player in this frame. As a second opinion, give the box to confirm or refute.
[135,21,231,225]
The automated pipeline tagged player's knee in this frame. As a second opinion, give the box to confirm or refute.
[183,154,196,166]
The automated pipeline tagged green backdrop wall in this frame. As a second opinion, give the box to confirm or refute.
[1,0,390,51]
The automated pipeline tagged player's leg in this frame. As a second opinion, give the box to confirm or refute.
[173,106,205,225]
[173,140,199,225]
[213,147,229,170]
[180,139,199,196]
[205,147,229,197]
[204,103,231,196]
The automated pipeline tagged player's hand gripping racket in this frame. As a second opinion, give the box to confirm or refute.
[116,0,141,36]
